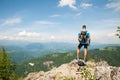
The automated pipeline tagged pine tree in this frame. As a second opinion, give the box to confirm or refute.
[0,47,16,80]
[116,26,120,39]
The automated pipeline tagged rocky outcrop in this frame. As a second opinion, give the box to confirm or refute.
[24,60,120,80]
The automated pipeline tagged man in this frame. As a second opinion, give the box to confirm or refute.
[77,25,91,63]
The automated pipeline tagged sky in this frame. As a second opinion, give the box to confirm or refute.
[0,0,120,44]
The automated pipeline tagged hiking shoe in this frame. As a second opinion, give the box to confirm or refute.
[76,58,80,61]
[83,60,87,63]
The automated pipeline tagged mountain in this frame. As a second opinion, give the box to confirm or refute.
[0,40,30,47]
[25,42,77,57]
[0,41,77,63]
[15,46,120,77]
[0,40,119,63]
[0,45,33,63]
[24,60,120,80]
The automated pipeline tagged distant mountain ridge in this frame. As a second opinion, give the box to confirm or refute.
[0,40,120,63]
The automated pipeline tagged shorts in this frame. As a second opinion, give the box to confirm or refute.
[78,44,88,49]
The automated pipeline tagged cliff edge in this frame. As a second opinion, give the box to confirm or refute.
[24,60,120,80]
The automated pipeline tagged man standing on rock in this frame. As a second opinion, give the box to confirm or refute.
[77,25,91,63]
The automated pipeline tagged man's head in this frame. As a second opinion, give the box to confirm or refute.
[82,25,86,30]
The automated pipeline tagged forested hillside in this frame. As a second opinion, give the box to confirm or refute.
[15,46,120,77]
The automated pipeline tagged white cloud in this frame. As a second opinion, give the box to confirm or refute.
[1,17,22,26]
[0,35,22,40]
[106,0,120,11]
[80,3,93,8]
[75,12,81,16]
[58,0,77,10]
[0,31,76,43]
[0,31,58,42]
[50,35,55,40]
[18,30,40,37]
[0,31,43,41]
[50,14,61,17]
[35,20,59,25]
[0,35,8,40]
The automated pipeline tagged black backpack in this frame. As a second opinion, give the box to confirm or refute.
[79,31,87,42]
[77,60,85,66]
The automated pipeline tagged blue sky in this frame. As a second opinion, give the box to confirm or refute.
[0,0,120,44]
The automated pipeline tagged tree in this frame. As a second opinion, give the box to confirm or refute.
[116,26,120,39]
[0,47,16,80]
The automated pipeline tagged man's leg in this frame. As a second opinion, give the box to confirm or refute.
[77,48,80,60]
[84,44,88,62]
[77,44,82,60]
[84,48,87,61]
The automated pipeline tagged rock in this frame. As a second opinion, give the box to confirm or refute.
[24,60,120,80]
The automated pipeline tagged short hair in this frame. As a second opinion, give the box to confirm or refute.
[82,25,86,29]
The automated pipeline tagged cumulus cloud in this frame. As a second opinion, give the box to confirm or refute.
[80,3,93,8]
[0,31,42,41]
[58,0,77,10]
[0,31,57,42]
[106,0,120,11]
[18,30,40,37]
[0,35,23,40]
[35,20,59,25]
[0,35,8,40]
[1,17,22,26]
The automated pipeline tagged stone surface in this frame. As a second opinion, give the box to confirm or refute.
[24,60,120,80]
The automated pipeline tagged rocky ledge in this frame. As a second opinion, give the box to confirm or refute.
[24,60,120,80]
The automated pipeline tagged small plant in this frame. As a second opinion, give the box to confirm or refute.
[59,76,67,80]
[18,77,24,80]
[59,76,75,80]
[69,77,76,80]
[80,68,96,80]
[116,26,120,39]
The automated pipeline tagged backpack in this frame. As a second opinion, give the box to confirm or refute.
[77,60,85,66]
[79,31,87,42]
